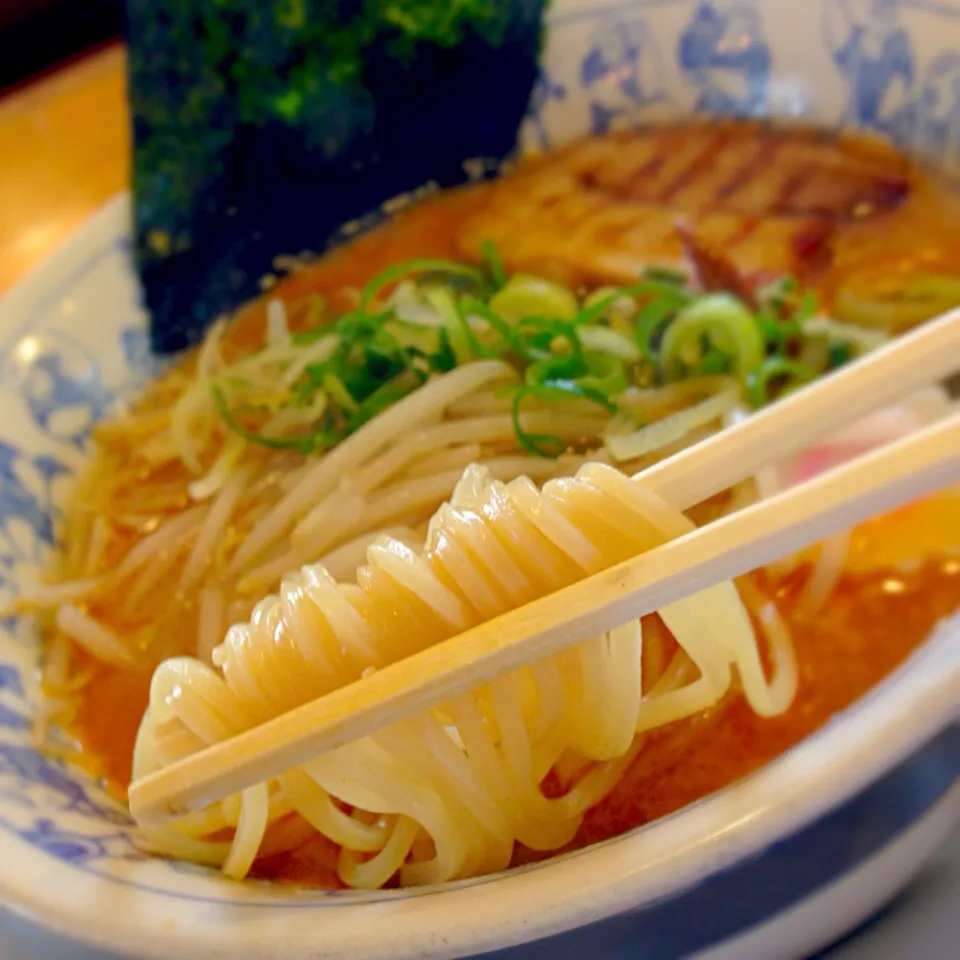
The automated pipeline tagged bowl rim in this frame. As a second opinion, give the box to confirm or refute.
[0,197,958,960]
[1,611,957,960]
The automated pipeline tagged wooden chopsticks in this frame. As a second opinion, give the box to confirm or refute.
[129,308,960,827]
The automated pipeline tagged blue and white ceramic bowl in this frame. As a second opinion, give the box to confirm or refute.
[1,2,959,957]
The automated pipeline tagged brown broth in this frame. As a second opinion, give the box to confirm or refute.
[572,559,960,854]
[248,556,960,887]
[58,123,960,888]
[74,525,960,887]
[226,122,960,346]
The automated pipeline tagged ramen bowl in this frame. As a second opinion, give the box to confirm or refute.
[1,2,960,958]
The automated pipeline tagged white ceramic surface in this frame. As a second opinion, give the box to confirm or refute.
[3,822,960,960]
[1,2,960,958]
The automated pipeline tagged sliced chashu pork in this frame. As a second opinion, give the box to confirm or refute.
[454,124,912,288]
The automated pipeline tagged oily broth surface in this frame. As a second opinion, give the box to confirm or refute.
[56,123,960,887]
[227,123,960,348]
[73,552,960,887]
[249,555,960,887]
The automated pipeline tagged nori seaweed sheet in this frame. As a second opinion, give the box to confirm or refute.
[126,1,548,353]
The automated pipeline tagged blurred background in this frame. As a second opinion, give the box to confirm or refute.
[0,1,126,294]
[0,0,121,88]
